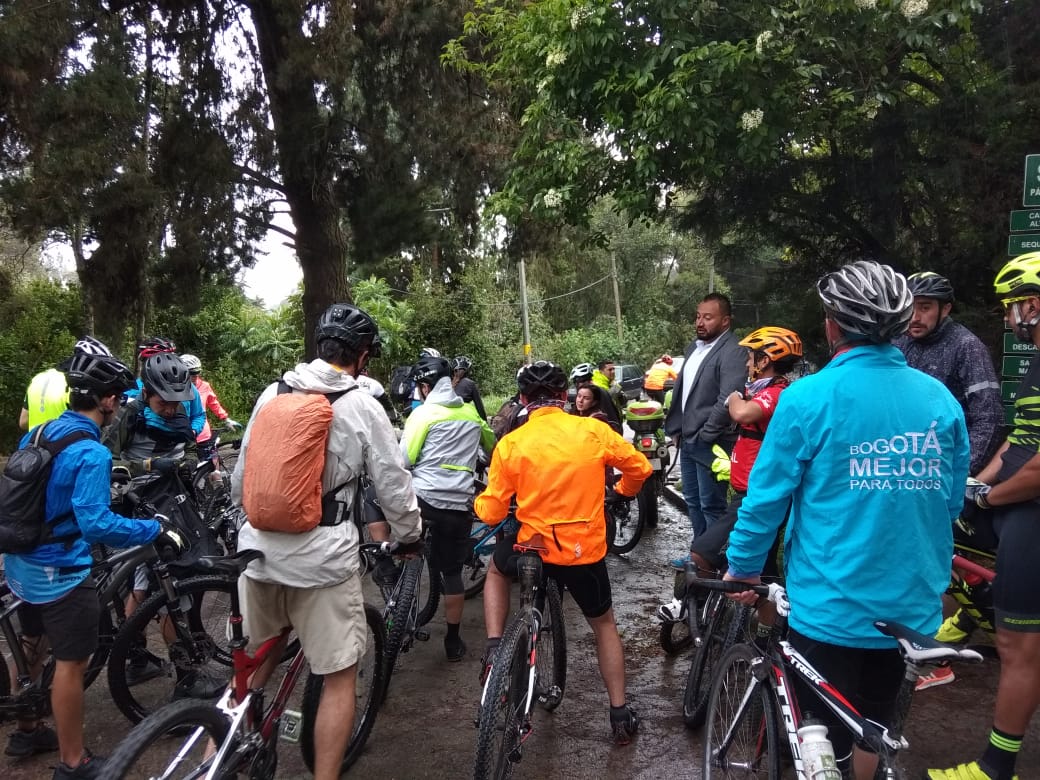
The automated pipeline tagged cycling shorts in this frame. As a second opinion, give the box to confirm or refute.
[418,498,473,580]
[17,580,100,661]
[493,528,612,619]
[787,628,904,766]
[992,502,1040,632]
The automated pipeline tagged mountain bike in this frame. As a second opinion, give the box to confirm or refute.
[104,547,386,779]
[190,430,243,553]
[694,578,983,778]
[473,537,566,780]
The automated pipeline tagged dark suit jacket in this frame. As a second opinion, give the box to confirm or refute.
[664,330,747,450]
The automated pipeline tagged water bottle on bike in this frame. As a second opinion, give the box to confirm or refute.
[797,718,842,779]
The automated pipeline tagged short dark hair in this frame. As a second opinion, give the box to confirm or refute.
[701,292,732,318]
[317,338,363,368]
[69,392,100,412]
[597,359,614,370]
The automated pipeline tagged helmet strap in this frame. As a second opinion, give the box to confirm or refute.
[1011,301,1040,343]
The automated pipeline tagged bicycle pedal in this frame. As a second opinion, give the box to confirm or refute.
[414,629,430,642]
[279,709,302,744]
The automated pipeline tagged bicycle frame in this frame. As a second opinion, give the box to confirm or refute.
[947,550,996,636]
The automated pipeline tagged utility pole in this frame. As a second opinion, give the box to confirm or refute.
[610,251,623,342]
[519,257,532,364]
[708,257,715,294]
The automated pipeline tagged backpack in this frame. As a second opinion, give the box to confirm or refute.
[388,365,414,404]
[0,423,91,554]
[241,382,356,533]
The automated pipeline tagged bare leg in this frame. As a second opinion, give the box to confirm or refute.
[586,609,626,708]
[482,561,510,640]
[852,747,878,779]
[50,658,88,767]
[993,629,1040,733]
[312,665,358,780]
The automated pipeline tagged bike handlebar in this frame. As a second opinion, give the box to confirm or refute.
[686,576,791,616]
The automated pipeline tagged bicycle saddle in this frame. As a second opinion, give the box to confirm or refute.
[194,548,264,576]
[874,619,984,665]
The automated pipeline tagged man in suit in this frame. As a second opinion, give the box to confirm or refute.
[664,292,747,568]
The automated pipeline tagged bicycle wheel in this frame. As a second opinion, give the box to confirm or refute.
[107,575,235,724]
[683,596,750,729]
[383,556,423,690]
[463,522,495,599]
[535,578,566,711]
[474,617,529,780]
[416,550,440,627]
[104,698,231,779]
[300,603,386,773]
[702,643,781,779]
[659,617,693,656]
[606,498,644,555]
[636,473,660,530]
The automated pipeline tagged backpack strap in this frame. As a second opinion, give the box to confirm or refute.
[319,385,357,526]
[35,424,94,545]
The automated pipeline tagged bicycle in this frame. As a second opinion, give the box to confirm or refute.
[190,430,243,553]
[104,546,387,779]
[473,536,567,780]
[694,578,983,778]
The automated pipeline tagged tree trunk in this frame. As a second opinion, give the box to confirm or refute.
[249,1,352,358]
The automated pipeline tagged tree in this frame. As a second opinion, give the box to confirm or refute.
[449,0,1040,342]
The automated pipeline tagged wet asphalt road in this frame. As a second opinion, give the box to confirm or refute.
[3,493,1038,778]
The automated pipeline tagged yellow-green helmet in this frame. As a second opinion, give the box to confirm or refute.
[994,252,1040,300]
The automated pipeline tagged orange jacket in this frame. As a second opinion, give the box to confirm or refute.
[475,406,651,565]
[644,361,678,391]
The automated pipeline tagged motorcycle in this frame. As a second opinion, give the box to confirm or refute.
[607,399,669,553]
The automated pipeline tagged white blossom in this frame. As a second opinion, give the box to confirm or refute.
[854,0,877,9]
[755,31,773,55]
[536,77,552,93]
[542,188,563,209]
[545,46,567,69]
[740,109,764,132]
[900,0,928,19]
[570,5,595,30]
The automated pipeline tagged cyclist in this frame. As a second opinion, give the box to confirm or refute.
[723,261,968,780]
[401,355,495,660]
[927,251,1040,780]
[3,345,184,779]
[892,272,1004,690]
[474,361,651,745]
[570,362,623,432]
[17,337,111,431]
[450,355,488,421]
[125,338,206,442]
[231,303,421,780]
[179,354,241,460]
[643,354,677,404]
[409,347,441,411]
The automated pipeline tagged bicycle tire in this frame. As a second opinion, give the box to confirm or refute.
[702,643,781,779]
[383,556,423,690]
[299,603,386,774]
[535,578,566,711]
[683,596,750,729]
[637,474,660,530]
[659,618,693,656]
[416,551,440,627]
[104,698,231,779]
[474,617,528,780]
[606,498,644,555]
[107,575,236,724]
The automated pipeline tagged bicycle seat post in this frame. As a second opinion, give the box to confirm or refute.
[517,554,542,610]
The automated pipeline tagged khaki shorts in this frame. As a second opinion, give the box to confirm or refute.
[239,573,366,675]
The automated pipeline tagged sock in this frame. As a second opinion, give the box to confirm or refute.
[980,726,1022,780]
[446,622,460,641]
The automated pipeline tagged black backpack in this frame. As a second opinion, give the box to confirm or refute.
[0,423,91,554]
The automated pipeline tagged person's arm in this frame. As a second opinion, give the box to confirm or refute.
[73,450,161,546]
[474,440,515,526]
[607,433,653,497]
[477,414,497,454]
[400,406,430,468]
[726,392,766,426]
[957,345,1004,476]
[981,450,1040,506]
[470,383,488,421]
[188,386,206,435]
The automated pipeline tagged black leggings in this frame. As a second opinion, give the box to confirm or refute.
[992,501,1040,632]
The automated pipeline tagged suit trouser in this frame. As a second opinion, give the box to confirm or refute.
[679,437,729,544]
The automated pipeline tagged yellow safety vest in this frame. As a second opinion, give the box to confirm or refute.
[25,368,69,428]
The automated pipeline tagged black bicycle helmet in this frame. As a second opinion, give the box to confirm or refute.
[65,352,136,397]
[518,361,567,397]
[138,336,177,359]
[907,272,954,303]
[411,355,451,386]
[315,303,382,358]
[816,260,913,343]
[451,355,473,374]
[141,353,195,402]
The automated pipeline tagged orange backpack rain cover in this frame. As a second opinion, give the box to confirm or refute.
[242,390,336,533]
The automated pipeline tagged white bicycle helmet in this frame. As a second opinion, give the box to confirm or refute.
[569,362,595,383]
[180,354,203,374]
[816,261,913,344]
[74,335,113,357]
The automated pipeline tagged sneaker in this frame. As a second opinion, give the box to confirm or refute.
[610,706,640,746]
[173,667,228,700]
[125,656,164,687]
[656,598,684,623]
[52,749,105,779]
[924,761,1017,780]
[915,664,955,692]
[445,636,467,662]
[5,724,58,757]
[668,556,690,571]
[935,612,971,644]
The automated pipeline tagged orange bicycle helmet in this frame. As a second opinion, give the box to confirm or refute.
[738,327,803,361]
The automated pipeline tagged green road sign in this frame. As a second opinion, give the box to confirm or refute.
[1003,355,1033,377]
[1026,154,1040,207]
[1009,234,1040,256]
[1011,210,1040,233]
[1004,333,1039,353]
[1002,380,1020,403]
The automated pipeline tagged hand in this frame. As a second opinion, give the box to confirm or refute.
[146,457,177,475]
[722,571,762,606]
[964,480,992,510]
[224,419,242,431]
[605,489,633,507]
[154,517,188,560]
